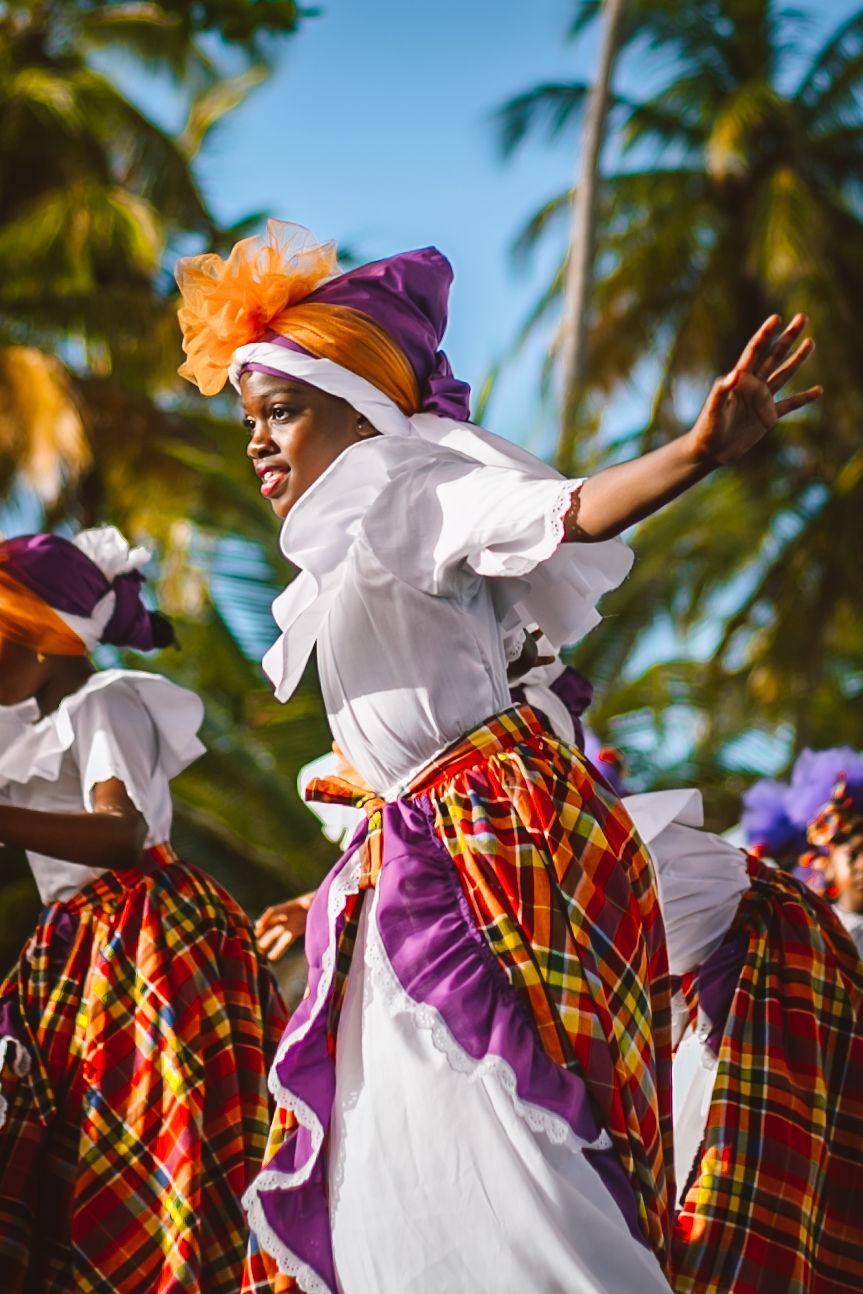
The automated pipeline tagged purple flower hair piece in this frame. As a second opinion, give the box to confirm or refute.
[785,747,863,829]
[740,777,805,855]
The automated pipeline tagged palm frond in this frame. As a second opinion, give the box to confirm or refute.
[180,66,268,157]
[796,6,863,114]
[495,82,590,156]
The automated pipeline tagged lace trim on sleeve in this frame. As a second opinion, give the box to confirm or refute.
[548,480,583,550]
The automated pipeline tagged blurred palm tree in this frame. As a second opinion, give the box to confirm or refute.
[492,0,863,821]
[0,1,338,969]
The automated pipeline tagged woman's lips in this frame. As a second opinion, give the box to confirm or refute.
[260,467,289,498]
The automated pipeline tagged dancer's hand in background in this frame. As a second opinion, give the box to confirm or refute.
[256,890,316,961]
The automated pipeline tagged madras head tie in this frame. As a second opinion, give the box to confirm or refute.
[305,774,384,889]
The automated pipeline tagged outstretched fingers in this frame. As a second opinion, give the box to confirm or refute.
[775,385,823,418]
[257,922,296,960]
[735,315,781,372]
[767,337,814,393]
[755,313,808,380]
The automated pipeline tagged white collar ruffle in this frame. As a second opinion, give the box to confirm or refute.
[0,669,205,788]
[262,431,634,704]
[262,436,419,701]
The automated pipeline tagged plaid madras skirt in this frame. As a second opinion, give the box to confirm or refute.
[672,863,863,1294]
[0,846,287,1294]
[242,705,674,1290]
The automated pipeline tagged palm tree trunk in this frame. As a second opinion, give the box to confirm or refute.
[556,0,627,472]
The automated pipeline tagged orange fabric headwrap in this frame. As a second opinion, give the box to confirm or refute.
[175,220,420,412]
[0,566,87,656]
[267,302,420,415]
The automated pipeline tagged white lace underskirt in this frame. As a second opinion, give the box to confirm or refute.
[327,891,673,1294]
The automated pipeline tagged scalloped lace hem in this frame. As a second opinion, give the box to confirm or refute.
[547,480,582,552]
[0,1035,31,1130]
[364,892,612,1154]
[242,854,362,1289]
[244,1191,332,1294]
[243,852,360,1202]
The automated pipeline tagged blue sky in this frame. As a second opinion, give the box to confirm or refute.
[184,0,856,459]
[190,0,597,454]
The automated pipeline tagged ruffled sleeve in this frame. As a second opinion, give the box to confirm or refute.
[69,681,164,830]
[363,453,581,596]
[0,671,204,819]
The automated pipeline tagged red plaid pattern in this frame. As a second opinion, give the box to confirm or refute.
[672,863,863,1293]
[416,704,674,1265]
[0,847,287,1294]
[247,705,674,1291]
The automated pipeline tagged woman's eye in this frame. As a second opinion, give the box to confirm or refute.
[270,405,294,421]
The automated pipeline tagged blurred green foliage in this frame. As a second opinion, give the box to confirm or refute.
[492,0,863,825]
[0,0,339,973]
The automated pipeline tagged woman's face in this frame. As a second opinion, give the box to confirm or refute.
[240,370,373,520]
[0,636,45,706]
[826,833,863,914]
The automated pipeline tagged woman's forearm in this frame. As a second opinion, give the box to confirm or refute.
[0,804,148,871]
[564,430,711,543]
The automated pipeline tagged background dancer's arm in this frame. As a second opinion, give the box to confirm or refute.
[565,313,822,543]
[0,779,147,870]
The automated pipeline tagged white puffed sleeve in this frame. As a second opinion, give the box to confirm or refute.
[69,682,165,837]
[363,454,581,596]
[649,822,750,976]
[624,790,750,976]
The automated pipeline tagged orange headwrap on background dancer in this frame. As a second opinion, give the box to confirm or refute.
[0,559,87,656]
[0,529,167,658]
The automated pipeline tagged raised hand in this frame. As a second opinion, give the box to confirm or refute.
[689,314,822,466]
[255,890,316,962]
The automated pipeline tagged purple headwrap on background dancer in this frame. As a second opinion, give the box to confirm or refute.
[0,526,167,654]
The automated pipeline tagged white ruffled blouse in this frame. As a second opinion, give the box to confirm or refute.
[264,435,632,799]
[0,670,205,904]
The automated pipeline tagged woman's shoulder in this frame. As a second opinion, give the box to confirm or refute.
[59,670,206,778]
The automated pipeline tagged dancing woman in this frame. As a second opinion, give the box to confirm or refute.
[625,782,863,1294]
[0,527,286,1294]
[176,221,819,1294]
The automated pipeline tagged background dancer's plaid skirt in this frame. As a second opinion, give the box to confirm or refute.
[243,705,674,1290]
[673,863,863,1294]
[0,846,287,1294]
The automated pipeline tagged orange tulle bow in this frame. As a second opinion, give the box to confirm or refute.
[175,220,340,396]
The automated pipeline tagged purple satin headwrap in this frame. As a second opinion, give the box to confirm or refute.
[260,247,472,420]
[1,534,159,652]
